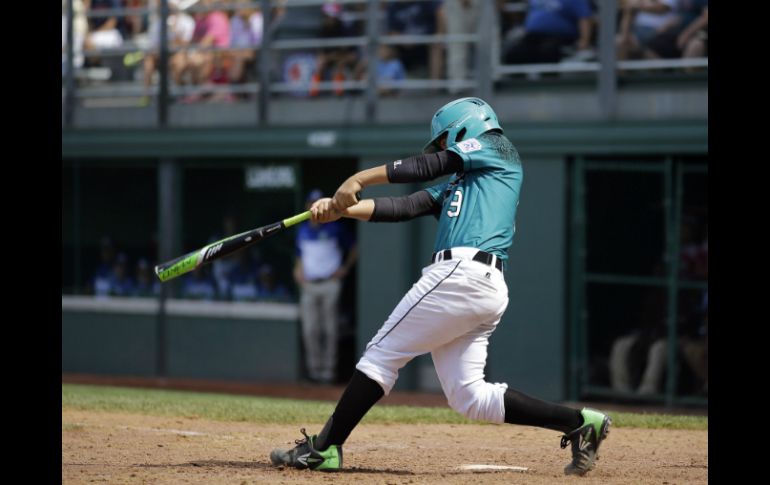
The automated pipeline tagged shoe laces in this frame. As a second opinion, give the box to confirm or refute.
[560,425,587,450]
[295,428,312,446]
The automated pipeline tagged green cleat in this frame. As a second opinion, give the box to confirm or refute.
[561,408,611,476]
[270,428,342,471]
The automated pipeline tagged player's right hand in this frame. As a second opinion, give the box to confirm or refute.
[332,177,363,211]
[310,197,342,223]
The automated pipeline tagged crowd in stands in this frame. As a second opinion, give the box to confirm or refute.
[63,1,708,101]
[91,236,292,302]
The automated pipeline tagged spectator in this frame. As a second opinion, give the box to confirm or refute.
[677,5,707,63]
[503,0,595,65]
[228,250,259,301]
[607,276,667,394]
[644,2,707,68]
[134,258,160,297]
[353,44,407,96]
[309,1,361,97]
[124,0,148,38]
[228,0,263,91]
[385,1,442,78]
[633,288,706,396]
[257,264,291,302]
[107,252,136,297]
[93,237,117,297]
[83,0,128,63]
[616,0,680,62]
[295,189,358,384]
[181,266,218,300]
[173,0,231,103]
[141,0,196,106]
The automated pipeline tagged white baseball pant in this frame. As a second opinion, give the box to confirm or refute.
[356,247,510,423]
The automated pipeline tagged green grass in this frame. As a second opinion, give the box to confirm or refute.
[62,422,85,431]
[62,384,467,425]
[62,384,707,430]
[606,411,707,430]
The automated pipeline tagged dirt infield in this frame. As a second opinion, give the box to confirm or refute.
[62,408,707,485]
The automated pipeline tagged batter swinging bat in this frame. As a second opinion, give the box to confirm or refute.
[154,211,311,283]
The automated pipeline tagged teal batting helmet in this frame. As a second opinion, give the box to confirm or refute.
[423,97,503,153]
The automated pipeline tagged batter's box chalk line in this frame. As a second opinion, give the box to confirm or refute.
[457,464,529,472]
[117,425,233,438]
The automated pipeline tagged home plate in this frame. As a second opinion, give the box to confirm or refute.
[458,464,529,472]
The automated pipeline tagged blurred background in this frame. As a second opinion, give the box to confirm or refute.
[61,0,707,409]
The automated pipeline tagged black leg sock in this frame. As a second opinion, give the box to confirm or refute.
[314,369,384,450]
[503,388,583,434]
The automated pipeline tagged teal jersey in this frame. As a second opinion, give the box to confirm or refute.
[424,132,523,262]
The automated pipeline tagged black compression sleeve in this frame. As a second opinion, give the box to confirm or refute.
[386,150,463,183]
[370,190,440,222]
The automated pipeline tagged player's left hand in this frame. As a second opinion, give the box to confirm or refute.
[332,177,363,211]
[310,197,342,223]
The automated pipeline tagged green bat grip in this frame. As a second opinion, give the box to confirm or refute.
[283,211,311,227]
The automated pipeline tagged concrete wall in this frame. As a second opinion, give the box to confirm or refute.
[62,298,300,382]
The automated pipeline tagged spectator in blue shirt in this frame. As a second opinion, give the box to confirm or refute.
[376,45,406,96]
[354,44,407,96]
[107,252,136,297]
[134,258,160,298]
[181,266,218,301]
[504,0,595,64]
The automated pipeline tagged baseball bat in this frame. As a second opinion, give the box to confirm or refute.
[154,211,311,283]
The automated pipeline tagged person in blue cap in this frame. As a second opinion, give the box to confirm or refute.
[294,189,359,384]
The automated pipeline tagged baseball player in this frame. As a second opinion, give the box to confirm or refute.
[270,98,611,475]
